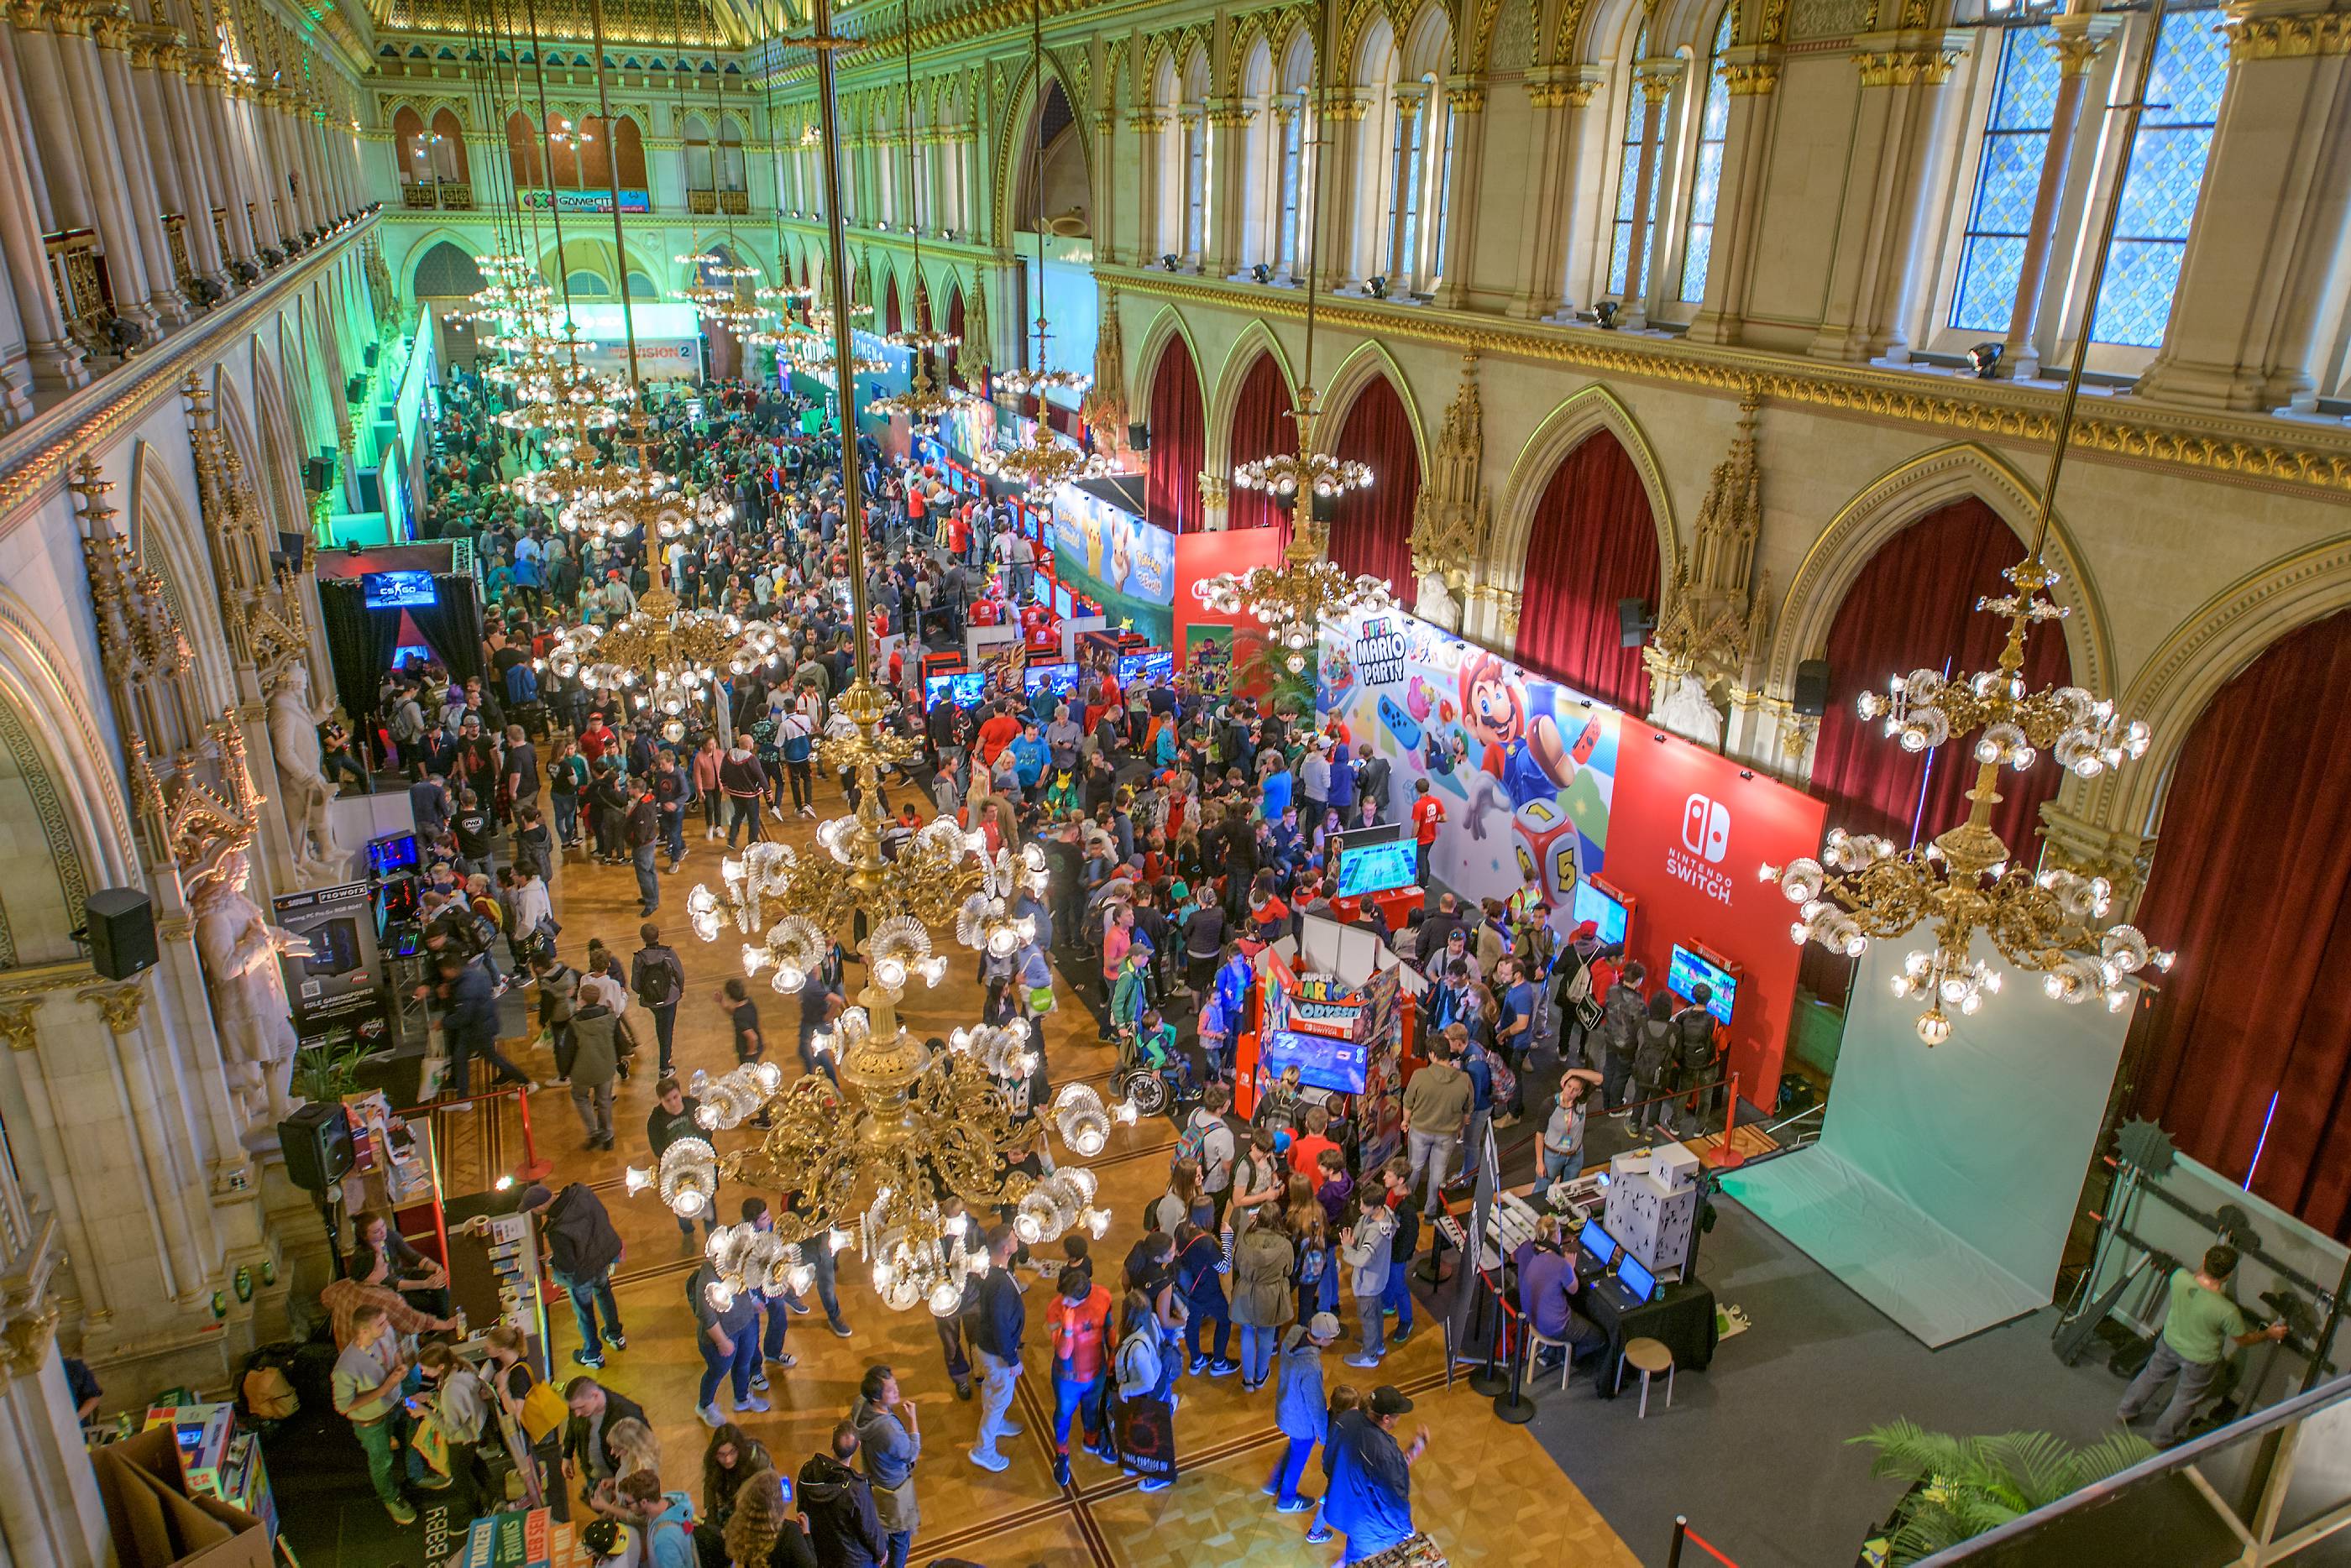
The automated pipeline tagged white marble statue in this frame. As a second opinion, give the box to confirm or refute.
[191,844,312,1146]
[1655,672,1727,750]
[266,660,344,886]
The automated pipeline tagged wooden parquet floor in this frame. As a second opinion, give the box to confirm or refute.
[493,779,1642,1567]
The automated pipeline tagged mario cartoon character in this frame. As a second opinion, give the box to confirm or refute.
[1458,651,1600,809]
[1320,646,1358,713]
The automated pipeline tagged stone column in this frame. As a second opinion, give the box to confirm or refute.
[1807,32,1968,362]
[0,15,80,391]
[1996,13,2120,379]
[1205,99,1250,276]
[47,12,163,333]
[0,1191,111,1568]
[92,13,185,326]
[1616,60,1683,328]
[1127,106,1166,263]
[1312,88,1367,290]
[1088,111,1119,264]
[2134,0,2351,412]
[1685,50,1785,346]
[1506,69,1599,319]
[154,51,229,283]
[1432,77,1486,309]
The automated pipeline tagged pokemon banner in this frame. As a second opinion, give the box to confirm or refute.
[1052,485,1176,645]
[1319,608,1826,1105]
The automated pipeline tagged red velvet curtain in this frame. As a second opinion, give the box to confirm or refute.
[2132,613,2351,1236]
[1514,431,1658,712]
[940,288,963,385]
[1145,337,1206,535]
[885,275,903,337]
[1327,377,1419,609]
[1800,497,2070,1001]
[1227,353,1291,535]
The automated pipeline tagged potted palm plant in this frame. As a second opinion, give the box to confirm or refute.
[1851,1419,2156,1564]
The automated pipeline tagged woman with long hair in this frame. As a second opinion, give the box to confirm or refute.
[702,1423,773,1539]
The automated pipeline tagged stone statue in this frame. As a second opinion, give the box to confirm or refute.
[266,660,344,886]
[1655,672,1726,750]
[191,844,312,1147]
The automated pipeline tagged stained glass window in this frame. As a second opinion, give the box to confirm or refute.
[1429,87,1455,284]
[2090,8,2226,348]
[1950,25,2060,334]
[1609,24,1657,298]
[1680,8,1734,304]
[1277,97,1307,276]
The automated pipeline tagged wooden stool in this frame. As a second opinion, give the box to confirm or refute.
[1524,1330,1575,1390]
[1615,1337,1676,1417]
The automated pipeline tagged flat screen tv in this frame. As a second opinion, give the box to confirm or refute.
[1668,944,1738,1027]
[1333,838,1420,900]
[1573,877,1630,949]
[924,672,990,709]
[1024,661,1080,701]
[1259,1027,1369,1095]
[1117,650,1175,687]
[362,570,438,610]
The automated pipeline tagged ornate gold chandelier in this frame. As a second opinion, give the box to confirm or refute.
[553,416,736,541]
[1233,388,1372,499]
[1761,18,2176,1046]
[546,587,784,742]
[1760,567,2170,1045]
[872,360,978,421]
[631,0,1130,1318]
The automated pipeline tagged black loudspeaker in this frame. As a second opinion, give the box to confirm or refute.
[1618,597,1653,648]
[82,887,155,980]
[345,374,365,405]
[279,1101,355,1194]
[1793,657,1833,717]
[1127,420,1150,454]
[363,342,380,368]
[303,455,333,493]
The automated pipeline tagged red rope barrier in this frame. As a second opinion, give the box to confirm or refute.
[1682,1524,1741,1567]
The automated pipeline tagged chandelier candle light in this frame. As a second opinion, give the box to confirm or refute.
[1761,4,2176,1045]
[545,586,784,745]
[631,0,1134,1318]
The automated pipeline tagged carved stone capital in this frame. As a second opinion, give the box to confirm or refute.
[76,980,146,1034]
[2045,13,2122,76]
[1851,35,1966,88]
[1720,62,1782,96]
[0,1001,35,1052]
[2228,10,2351,60]
[1636,59,1687,105]
[0,1304,59,1377]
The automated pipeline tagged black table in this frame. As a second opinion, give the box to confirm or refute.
[1581,1273,1718,1398]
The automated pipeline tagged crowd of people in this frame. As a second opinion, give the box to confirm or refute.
[317,365,1750,1566]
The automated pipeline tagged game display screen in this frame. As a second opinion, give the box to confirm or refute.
[362,570,438,609]
[1259,1027,1369,1095]
[1054,583,1074,619]
[924,671,991,709]
[1024,661,1080,701]
[1668,944,1739,1026]
[1573,878,1630,948]
[1117,650,1175,687]
[366,833,420,874]
[1333,839,1420,899]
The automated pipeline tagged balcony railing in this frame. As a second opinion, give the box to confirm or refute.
[401,181,474,211]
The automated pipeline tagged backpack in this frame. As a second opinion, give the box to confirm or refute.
[635,949,682,1009]
[1296,1238,1327,1285]
[504,661,540,707]
[1632,1018,1677,1084]
[390,702,426,744]
[1176,1114,1229,1190]
[1675,1008,1720,1073]
[1115,1320,1162,1398]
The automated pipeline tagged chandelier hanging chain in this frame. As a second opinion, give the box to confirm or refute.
[588,0,644,396]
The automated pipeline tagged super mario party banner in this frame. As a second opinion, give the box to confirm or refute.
[1317,609,1826,1105]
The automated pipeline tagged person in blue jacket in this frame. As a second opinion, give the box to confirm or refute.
[1267,1312,1340,1511]
[1322,1385,1428,1564]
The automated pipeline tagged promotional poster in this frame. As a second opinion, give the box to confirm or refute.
[1172,530,1285,693]
[272,881,387,1044]
[1319,609,1825,1104]
[1051,486,1176,645]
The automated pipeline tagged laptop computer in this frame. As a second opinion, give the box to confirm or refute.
[1578,1218,1619,1273]
[1613,1253,1658,1309]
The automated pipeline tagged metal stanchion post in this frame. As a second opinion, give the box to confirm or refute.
[1702,1072,1746,1169]
[514,1081,553,1182]
[1491,1305,1537,1424]
[1668,1516,1688,1568]
[1467,1284,1511,1397]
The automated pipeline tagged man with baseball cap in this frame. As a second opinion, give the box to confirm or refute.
[1267,1311,1340,1513]
[1322,1384,1428,1564]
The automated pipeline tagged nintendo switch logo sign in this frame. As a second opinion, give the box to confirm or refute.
[1668,793,1736,904]
[1682,795,1731,863]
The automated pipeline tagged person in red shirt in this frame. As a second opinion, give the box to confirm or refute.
[1287,1103,1340,1181]
[579,712,616,765]
[1410,777,1446,884]
[1045,1264,1113,1483]
[974,700,1023,767]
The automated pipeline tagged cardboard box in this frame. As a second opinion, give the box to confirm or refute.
[91,1426,270,1568]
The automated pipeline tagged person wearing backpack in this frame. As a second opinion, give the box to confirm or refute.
[568,996,620,1151]
[631,922,687,1076]
[1179,1083,1238,1226]
[1552,919,1622,1066]
[520,1183,627,1368]
[614,1471,699,1568]
[1673,985,1725,1135]
[1268,1311,1340,1513]
[1628,991,1682,1140]
[1109,1288,1176,1494]
[1174,1220,1237,1377]
[390,683,431,778]
[1600,962,1650,1114]
[1339,1196,1397,1369]
[531,950,584,1078]
[778,704,817,818]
